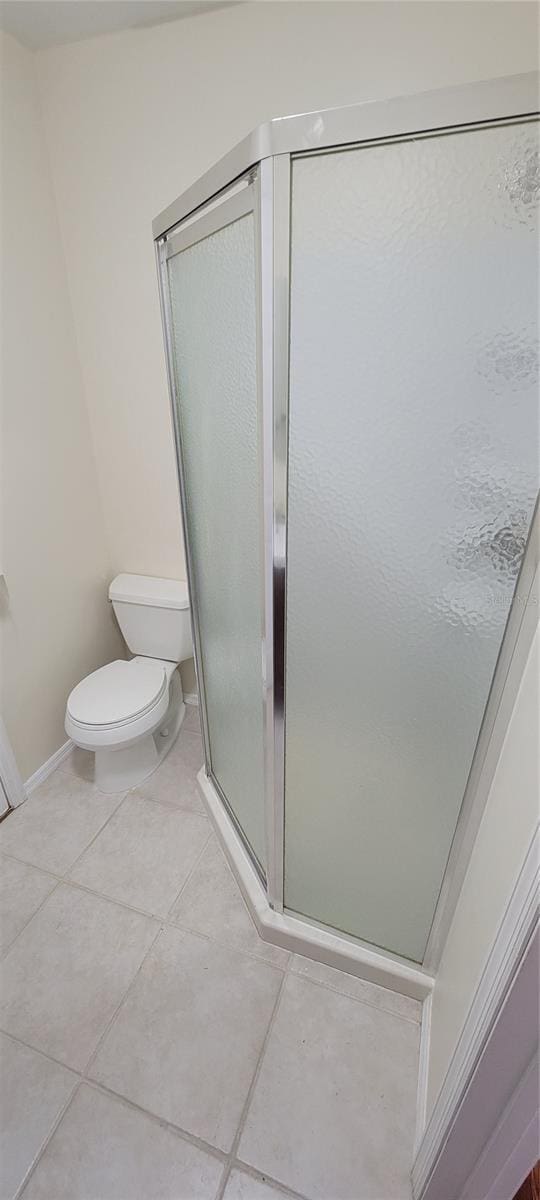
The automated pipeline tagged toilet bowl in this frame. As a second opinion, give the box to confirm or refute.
[65,574,192,793]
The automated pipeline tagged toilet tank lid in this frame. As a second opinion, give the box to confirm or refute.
[109,574,190,610]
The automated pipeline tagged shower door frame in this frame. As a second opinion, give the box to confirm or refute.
[156,174,273,877]
[155,71,539,987]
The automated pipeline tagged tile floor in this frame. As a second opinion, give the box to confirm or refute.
[0,711,421,1200]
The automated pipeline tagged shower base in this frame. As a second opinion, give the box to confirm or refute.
[197,767,433,1004]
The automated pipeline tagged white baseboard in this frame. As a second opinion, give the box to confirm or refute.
[25,739,73,795]
[24,697,197,794]
[412,828,540,1199]
[414,991,433,1154]
[197,767,433,1002]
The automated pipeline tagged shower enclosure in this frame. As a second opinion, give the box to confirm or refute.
[155,73,539,993]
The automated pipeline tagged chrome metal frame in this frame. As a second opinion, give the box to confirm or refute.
[154,70,540,973]
[253,161,275,901]
[254,154,291,910]
[155,174,258,778]
[157,175,270,883]
[153,72,538,238]
[155,236,213,773]
[164,187,254,260]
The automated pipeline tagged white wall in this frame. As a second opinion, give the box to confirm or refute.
[35,0,539,595]
[2,2,536,759]
[0,30,123,780]
[426,623,539,1118]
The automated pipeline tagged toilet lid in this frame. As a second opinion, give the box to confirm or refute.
[67,659,167,728]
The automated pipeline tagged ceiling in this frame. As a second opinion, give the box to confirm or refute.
[0,0,239,51]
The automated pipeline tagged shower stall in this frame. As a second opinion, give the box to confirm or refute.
[154,73,539,996]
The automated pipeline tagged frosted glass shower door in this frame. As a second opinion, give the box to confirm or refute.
[284,122,539,961]
[166,196,266,869]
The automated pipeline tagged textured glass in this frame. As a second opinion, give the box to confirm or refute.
[167,212,266,867]
[284,122,539,961]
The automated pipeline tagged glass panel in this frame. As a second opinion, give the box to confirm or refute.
[167,208,266,868]
[284,121,539,961]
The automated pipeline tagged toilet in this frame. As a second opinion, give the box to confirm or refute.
[65,574,193,793]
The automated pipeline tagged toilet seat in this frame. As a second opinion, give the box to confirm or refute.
[67,658,167,731]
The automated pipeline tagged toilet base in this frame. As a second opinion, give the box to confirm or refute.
[94,672,185,793]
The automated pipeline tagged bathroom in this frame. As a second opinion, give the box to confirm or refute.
[0,2,538,1198]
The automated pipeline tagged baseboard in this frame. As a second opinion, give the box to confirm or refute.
[197,766,433,1002]
[183,693,198,706]
[412,828,540,1199]
[25,739,73,795]
[414,992,433,1154]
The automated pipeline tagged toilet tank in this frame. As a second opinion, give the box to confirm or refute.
[109,574,192,663]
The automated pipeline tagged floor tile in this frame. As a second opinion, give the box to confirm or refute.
[290,955,422,1023]
[69,793,210,917]
[59,746,95,783]
[0,1034,76,1200]
[174,728,205,771]
[0,775,122,875]
[0,856,57,958]
[239,972,419,1200]
[90,926,283,1152]
[136,731,206,813]
[22,1084,223,1200]
[171,836,289,968]
[0,883,157,1070]
[224,1170,291,1200]
[183,704,202,733]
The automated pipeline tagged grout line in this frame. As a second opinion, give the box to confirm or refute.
[163,827,214,919]
[0,849,288,973]
[0,848,63,876]
[230,1159,312,1200]
[0,807,418,1026]
[167,913,290,971]
[2,855,417,1197]
[62,789,129,877]
[57,875,167,924]
[1,839,418,1023]
[0,851,58,882]
[0,874,61,963]
[0,1028,229,1177]
[82,922,163,1078]
[0,796,289,973]
[13,1079,83,1200]
[215,958,293,1200]
[2,857,287,973]
[2,849,416,1025]
[139,792,209,817]
[0,1028,84,1080]
[0,860,161,930]
[0,789,127,886]
[2,756,421,1197]
[84,1078,229,1166]
[287,965,422,1026]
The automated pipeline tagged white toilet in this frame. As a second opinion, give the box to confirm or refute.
[65,574,193,793]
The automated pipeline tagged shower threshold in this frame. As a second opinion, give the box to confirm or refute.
[197,767,433,1004]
